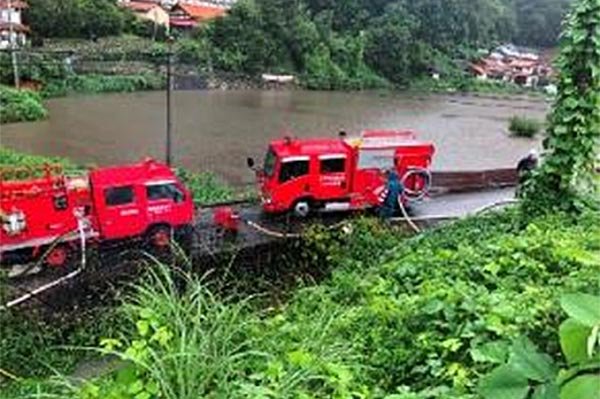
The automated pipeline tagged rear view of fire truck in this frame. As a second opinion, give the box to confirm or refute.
[0,164,94,269]
[0,159,194,271]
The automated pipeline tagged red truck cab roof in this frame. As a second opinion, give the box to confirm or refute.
[90,158,177,187]
[269,137,352,159]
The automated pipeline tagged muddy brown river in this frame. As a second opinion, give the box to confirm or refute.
[0,90,548,185]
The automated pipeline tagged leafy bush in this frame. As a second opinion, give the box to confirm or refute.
[40,210,598,399]
[0,85,48,124]
[176,168,235,204]
[479,293,600,399]
[509,116,542,138]
[0,148,82,175]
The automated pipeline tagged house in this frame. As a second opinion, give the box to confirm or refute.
[0,0,28,49]
[118,0,170,29]
[469,44,553,88]
[170,2,227,29]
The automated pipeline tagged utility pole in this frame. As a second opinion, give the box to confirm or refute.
[166,36,174,166]
[8,0,20,88]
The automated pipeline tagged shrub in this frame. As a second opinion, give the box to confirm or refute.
[0,85,48,124]
[509,116,542,138]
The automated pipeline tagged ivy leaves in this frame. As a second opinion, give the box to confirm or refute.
[478,293,600,399]
[523,0,600,215]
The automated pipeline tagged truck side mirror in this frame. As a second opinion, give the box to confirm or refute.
[246,157,255,169]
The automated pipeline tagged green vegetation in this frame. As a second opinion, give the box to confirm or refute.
[26,0,129,40]
[21,0,573,91]
[479,293,600,399]
[3,210,598,398]
[0,148,81,175]
[42,74,165,98]
[0,85,47,124]
[522,0,600,215]
[509,116,542,138]
[176,169,235,204]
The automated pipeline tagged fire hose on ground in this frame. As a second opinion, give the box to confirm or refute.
[1,213,89,311]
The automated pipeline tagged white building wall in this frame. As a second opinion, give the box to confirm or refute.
[0,8,22,24]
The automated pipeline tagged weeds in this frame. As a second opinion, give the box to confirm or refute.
[0,85,48,124]
[509,115,542,138]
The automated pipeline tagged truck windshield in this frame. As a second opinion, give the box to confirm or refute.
[263,148,277,177]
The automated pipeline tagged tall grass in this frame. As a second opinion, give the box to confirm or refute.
[509,115,542,138]
[69,262,360,399]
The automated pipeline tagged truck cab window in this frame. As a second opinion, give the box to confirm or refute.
[147,183,184,202]
[279,160,309,183]
[105,186,135,206]
[320,158,346,173]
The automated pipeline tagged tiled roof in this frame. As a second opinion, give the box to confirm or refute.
[0,0,28,9]
[177,3,227,21]
[120,0,160,12]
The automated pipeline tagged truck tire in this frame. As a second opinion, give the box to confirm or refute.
[293,200,311,218]
[44,244,73,270]
[145,225,173,251]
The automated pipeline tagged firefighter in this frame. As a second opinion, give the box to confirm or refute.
[379,168,404,219]
[516,149,539,197]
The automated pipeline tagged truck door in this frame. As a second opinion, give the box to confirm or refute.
[145,181,189,226]
[97,185,146,239]
[316,154,349,201]
[275,157,311,209]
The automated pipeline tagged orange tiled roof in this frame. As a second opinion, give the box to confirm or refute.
[0,0,28,8]
[178,3,227,21]
[122,1,160,12]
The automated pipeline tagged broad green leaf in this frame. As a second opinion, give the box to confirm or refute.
[560,318,592,366]
[561,294,600,327]
[509,337,557,382]
[532,382,560,399]
[560,375,600,399]
[471,341,509,364]
[479,365,530,399]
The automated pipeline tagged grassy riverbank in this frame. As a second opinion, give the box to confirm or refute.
[2,203,598,397]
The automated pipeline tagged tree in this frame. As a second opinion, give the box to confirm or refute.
[522,0,600,214]
[26,0,126,39]
[514,0,573,48]
[364,4,418,84]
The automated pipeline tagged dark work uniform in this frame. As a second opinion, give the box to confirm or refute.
[516,154,538,196]
[379,171,404,219]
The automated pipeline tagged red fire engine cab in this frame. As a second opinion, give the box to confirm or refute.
[247,130,435,217]
[0,159,194,269]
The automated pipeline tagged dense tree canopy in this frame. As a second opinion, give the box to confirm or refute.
[26,0,127,39]
[24,0,574,88]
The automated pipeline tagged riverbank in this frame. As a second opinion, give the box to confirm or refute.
[2,205,598,397]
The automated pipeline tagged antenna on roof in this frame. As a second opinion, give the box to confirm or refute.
[338,130,347,139]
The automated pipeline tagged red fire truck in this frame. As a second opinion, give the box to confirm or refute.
[0,159,194,269]
[247,130,435,217]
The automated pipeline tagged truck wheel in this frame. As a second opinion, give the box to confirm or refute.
[293,200,311,218]
[145,225,172,250]
[44,244,72,269]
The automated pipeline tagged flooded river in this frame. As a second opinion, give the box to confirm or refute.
[0,90,548,185]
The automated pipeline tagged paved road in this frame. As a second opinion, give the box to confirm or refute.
[192,187,518,256]
[412,187,516,219]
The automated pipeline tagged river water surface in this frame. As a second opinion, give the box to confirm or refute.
[0,90,548,185]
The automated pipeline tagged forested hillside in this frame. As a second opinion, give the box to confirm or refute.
[25,0,572,89]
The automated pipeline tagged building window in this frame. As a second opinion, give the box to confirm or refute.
[320,158,346,174]
[279,160,309,183]
[105,186,135,206]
